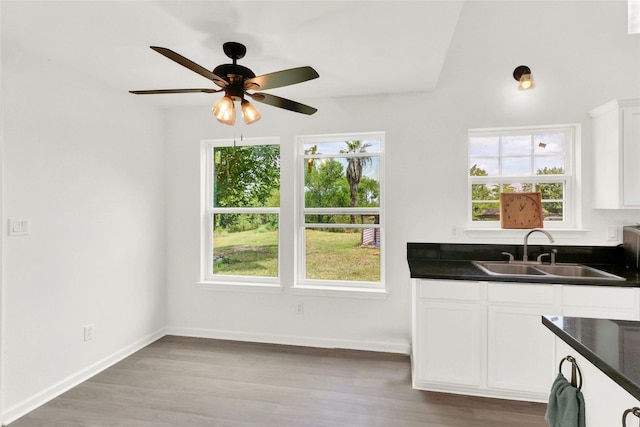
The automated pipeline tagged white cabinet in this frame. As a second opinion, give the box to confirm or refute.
[487,283,558,398]
[412,279,559,402]
[590,98,640,209]
[562,285,640,320]
[555,339,639,426]
[412,280,483,390]
[412,279,640,403]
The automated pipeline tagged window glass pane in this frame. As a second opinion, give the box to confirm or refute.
[213,145,280,208]
[471,184,499,201]
[502,183,529,192]
[305,214,380,225]
[471,202,500,221]
[542,202,564,221]
[534,133,565,154]
[537,182,564,200]
[305,228,380,281]
[469,137,499,156]
[534,156,565,174]
[502,157,532,176]
[469,158,499,176]
[501,135,532,155]
[212,213,278,277]
[304,155,380,208]
[304,139,381,155]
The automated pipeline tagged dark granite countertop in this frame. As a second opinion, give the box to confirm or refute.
[542,315,640,401]
[408,243,640,287]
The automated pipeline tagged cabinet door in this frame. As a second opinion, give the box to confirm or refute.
[488,305,556,396]
[623,106,640,207]
[414,301,482,387]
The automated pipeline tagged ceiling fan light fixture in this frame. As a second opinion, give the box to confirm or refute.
[241,99,261,125]
[212,95,236,125]
[513,65,534,90]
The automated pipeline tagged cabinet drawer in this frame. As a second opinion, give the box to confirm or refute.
[488,282,556,306]
[562,286,639,319]
[417,279,482,301]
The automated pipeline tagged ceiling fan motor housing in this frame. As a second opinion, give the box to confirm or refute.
[213,64,256,82]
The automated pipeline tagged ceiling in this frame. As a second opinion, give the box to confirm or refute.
[2,1,464,108]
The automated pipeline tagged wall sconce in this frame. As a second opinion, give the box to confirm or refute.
[513,65,534,90]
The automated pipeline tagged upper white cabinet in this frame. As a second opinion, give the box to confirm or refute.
[590,99,640,209]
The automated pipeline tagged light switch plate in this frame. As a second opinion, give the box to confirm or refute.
[8,218,31,236]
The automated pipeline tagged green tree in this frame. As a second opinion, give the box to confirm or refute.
[535,166,564,219]
[356,176,380,207]
[305,159,350,222]
[470,164,499,221]
[341,140,372,223]
[214,145,280,229]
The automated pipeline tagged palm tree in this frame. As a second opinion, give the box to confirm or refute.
[341,140,372,223]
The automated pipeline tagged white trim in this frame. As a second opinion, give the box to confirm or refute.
[463,228,592,240]
[291,284,388,299]
[1,328,166,425]
[295,132,385,289]
[0,44,5,423]
[165,326,408,355]
[197,281,283,294]
[200,138,282,283]
[468,124,580,230]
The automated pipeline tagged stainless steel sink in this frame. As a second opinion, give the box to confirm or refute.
[472,262,546,276]
[472,261,626,281]
[534,264,625,280]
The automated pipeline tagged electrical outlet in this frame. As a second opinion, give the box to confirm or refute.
[607,226,619,241]
[84,324,94,342]
[296,303,304,315]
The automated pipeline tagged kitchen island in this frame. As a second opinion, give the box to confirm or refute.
[543,315,640,425]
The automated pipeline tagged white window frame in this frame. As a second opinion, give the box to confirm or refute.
[295,132,385,292]
[199,137,281,290]
[467,124,580,230]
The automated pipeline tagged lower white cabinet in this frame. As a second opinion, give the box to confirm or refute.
[413,280,482,388]
[412,279,640,402]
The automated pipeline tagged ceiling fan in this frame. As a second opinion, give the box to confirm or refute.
[130,42,319,125]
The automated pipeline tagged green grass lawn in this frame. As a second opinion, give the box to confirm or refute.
[213,228,380,281]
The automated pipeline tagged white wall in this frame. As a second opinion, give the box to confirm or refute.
[0,0,638,424]
[164,1,640,353]
[0,22,167,424]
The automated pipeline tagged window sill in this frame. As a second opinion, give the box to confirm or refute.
[197,281,284,294]
[291,284,388,299]
[464,228,592,240]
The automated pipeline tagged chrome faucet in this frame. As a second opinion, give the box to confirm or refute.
[523,229,555,262]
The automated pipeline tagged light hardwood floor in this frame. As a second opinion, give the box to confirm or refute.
[8,336,548,426]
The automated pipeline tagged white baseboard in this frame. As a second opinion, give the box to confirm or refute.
[165,326,411,355]
[1,328,166,426]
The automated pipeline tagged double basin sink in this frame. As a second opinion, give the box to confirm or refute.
[472,261,626,282]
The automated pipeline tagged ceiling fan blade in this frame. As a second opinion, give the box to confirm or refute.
[249,92,317,115]
[129,88,220,95]
[245,66,319,91]
[150,46,228,87]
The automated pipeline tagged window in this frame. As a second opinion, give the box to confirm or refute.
[297,132,384,289]
[468,125,578,228]
[201,137,280,283]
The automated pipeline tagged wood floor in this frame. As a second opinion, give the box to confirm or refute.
[8,336,548,427]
